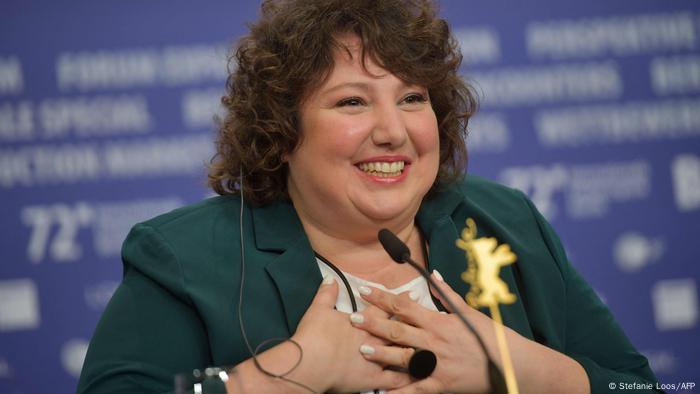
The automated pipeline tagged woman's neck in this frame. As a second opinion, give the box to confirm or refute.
[300,217,427,287]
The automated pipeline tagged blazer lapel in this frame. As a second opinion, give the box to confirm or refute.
[417,187,472,306]
[265,240,321,333]
[252,201,322,333]
[422,215,473,308]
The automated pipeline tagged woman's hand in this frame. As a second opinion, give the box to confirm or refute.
[348,272,494,394]
[291,276,412,393]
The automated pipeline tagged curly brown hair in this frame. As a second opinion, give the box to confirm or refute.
[208,0,477,206]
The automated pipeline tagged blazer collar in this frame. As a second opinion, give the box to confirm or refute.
[252,199,306,252]
[416,185,465,235]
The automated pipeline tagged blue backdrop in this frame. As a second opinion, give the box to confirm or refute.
[1,1,699,393]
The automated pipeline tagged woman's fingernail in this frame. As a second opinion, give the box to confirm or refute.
[359,344,375,355]
[432,269,444,282]
[358,286,372,295]
[322,275,335,285]
[350,313,364,324]
[409,290,420,301]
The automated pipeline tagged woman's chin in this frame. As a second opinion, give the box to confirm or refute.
[354,200,415,224]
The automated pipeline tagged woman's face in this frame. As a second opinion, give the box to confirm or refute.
[286,35,440,233]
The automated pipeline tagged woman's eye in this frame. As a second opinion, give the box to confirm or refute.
[403,93,428,104]
[336,97,365,107]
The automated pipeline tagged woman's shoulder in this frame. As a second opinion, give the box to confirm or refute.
[429,174,532,220]
[445,174,572,281]
[121,195,246,275]
[119,195,248,298]
[139,194,243,233]
[458,174,527,203]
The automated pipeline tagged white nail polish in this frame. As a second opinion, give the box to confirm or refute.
[322,275,335,285]
[432,269,444,282]
[358,286,372,295]
[350,313,364,324]
[359,344,375,355]
[409,290,420,301]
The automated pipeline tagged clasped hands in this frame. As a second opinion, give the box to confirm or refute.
[293,272,503,394]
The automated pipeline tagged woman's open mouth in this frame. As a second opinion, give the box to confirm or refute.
[357,161,405,177]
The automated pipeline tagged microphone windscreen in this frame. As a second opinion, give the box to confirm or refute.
[378,229,411,263]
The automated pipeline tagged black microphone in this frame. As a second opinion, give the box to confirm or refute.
[378,229,411,263]
[378,229,508,394]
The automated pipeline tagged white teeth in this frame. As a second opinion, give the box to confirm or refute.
[358,161,405,176]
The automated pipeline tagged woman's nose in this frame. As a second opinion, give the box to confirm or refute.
[370,104,408,148]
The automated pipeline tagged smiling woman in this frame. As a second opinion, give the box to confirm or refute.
[288,34,440,246]
[77,1,661,393]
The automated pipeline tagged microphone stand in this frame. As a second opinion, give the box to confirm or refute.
[378,229,508,394]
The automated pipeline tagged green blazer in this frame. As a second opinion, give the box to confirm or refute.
[77,176,659,393]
